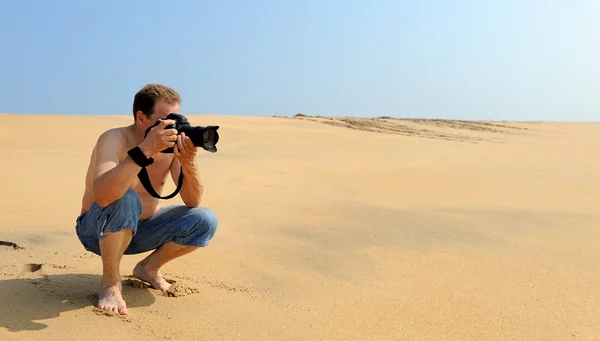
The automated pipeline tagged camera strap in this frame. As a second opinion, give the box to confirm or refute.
[137,166,184,200]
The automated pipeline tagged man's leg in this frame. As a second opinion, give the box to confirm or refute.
[75,188,142,315]
[125,205,219,290]
[98,229,132,315]
[133,242,198,290]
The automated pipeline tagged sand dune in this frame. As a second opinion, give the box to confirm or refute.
[1,113,600,340]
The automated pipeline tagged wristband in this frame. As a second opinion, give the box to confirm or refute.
[128,146,154,167]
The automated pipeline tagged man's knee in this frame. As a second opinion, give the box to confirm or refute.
[103,189,142,213]
[184,207,219,245]
[97,189,142,239]
[191,207,219,233]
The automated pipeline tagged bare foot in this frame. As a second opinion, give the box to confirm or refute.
[133,262,171,291]
[97,283,128,315]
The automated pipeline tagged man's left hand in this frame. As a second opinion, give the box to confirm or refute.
[174,132,197,166]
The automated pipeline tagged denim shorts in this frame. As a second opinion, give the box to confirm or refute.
[75,188,219,255]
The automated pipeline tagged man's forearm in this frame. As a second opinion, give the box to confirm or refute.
[179,160,204,207]
[93,156,142,207]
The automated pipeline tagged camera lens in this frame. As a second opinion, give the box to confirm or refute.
[203,130,215,146]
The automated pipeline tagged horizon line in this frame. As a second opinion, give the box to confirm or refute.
[0,112,597,124]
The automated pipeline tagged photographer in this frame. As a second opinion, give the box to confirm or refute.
[75,84,219,316]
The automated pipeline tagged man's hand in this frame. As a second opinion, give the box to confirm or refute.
[174,132,197,166]
[171,131,203,207]
[139,119,178,157]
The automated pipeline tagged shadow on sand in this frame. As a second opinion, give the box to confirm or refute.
[0,273,156,332]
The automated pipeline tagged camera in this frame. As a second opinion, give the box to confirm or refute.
[144,113,220,153]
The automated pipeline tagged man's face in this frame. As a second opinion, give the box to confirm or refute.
[137,100,180,129]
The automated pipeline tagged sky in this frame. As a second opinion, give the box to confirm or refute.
[0,0,598,121]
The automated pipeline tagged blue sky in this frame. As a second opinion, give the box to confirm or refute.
[0,0,598,121]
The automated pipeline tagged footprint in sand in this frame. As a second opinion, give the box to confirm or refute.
[23,263,43,272]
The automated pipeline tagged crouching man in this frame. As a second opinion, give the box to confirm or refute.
[75,84,218,315]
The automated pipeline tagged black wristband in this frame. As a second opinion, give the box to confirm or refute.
[128,146,154,167]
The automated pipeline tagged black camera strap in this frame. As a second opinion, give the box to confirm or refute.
[128,146,184,200]
[137,166,184,200]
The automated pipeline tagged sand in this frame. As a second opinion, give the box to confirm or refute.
[0,113,599,340]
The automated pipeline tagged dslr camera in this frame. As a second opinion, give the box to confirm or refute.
[145,113,220,153]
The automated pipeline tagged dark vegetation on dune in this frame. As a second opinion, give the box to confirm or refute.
[272,113,531,143]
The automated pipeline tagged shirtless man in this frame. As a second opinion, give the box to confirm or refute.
[75,84,219,315]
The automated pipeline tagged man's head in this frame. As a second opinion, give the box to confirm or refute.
[132,84,181,127]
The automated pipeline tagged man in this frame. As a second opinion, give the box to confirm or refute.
[75,84,219,316]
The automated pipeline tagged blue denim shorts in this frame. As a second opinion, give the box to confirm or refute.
[75,189,219,255]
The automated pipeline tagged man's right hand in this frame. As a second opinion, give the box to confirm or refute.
[139,119,178,157]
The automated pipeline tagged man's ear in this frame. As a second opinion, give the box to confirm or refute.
[135,110,147,123]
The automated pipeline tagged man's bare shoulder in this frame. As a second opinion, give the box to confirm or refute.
[95,127,132,151]
[90,126,136,169]
[97,126,130,143]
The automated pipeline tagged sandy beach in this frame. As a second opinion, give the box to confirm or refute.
[1,113,599,340]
